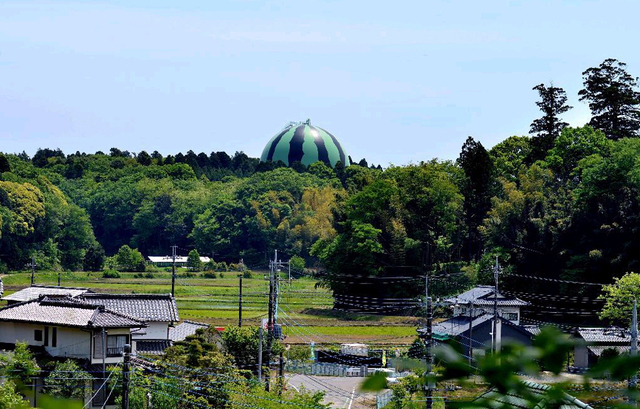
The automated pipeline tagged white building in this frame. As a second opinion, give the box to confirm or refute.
[148,255,211,267]
[0,295,145,365]
[77,293,179,355]
[445,285,529,325]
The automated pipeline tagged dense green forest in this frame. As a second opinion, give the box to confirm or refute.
[1,58,640,308]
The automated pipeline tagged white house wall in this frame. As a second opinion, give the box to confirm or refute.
[133,322,170,340]
[0,322,91,359]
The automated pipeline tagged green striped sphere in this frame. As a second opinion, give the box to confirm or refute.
[260,120,350,168]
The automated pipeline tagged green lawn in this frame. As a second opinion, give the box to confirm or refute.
[1,270,418,345]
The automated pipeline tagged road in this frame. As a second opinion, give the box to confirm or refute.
[286,375,377,409]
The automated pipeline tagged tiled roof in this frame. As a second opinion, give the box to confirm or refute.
[446,285,530,307]
[577,328,630,343]
[0,296,145,329]
[522,325,541,335]
[136,340,172,355]
[78,293,179,322]
[2,285,90,303]
[588,345,631,357]
[473,381,593,409]
[169,320,209,342]
[428,314,494,337]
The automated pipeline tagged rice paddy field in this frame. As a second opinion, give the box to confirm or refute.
[0,270,419,347]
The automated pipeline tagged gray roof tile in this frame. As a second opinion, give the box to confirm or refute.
[445,285,529,307]
[2,285,91,302]
[78,293,179,322]
[0,296,145,328]
[136,340,172,355]
[577,327,630,343]
[168,320,209,342]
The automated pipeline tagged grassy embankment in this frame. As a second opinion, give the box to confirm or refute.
[0,270,418,346]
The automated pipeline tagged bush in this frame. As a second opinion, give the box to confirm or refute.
[179,272,196,278]
[203,272,217,279]
[219,272,225,278]
[242,270,253,279]
[187,249,203,272]
[44,360,92,399]
[103,270,121,279]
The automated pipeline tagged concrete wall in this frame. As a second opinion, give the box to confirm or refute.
[133,322,170,340]
[0,322,91,359]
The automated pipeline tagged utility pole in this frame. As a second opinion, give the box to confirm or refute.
[265,252,276,391]
[258,326,263,383]
[492,256,500,353]
[171,245,177,297]
[278,351,285,396]
[423,274,434,409]
[238,276,243,327]
[630,299,638,406]
[27,256,37,286]
[468,301,474,369]
[57,271,61,287]
[122,344,131,409]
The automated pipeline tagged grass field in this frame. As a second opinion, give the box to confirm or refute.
[0,270,419,346]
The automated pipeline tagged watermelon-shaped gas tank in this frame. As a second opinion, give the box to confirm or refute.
[261,120,350,168]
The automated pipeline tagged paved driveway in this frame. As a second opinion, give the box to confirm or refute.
[286,375,377,409]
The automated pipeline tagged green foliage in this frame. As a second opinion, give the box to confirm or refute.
[187,249,203,272]
[114,244,146,272]
[579,58,640,140]
[289,255,305,277]
[0,342,40,384]
[529,83,572,161]
[599,272,640,326]
[102,269,121,279]
[44,360,92,399]
[0,380,29,409]
[221,325,283,372]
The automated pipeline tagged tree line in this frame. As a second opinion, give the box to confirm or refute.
[1,58,639,312]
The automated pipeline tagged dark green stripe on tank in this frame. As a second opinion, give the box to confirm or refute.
[288,125,306,165]
[308,125,330,165]
[266,127,292,161]
[318,127,347,165]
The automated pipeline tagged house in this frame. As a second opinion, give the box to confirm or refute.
[573,327,631,369]
[168,320,209,342]
[148,255,211,267]
[445,285,529,325]
[0,295,145,365]
[1,284,91,305]
[77,293,179,354]
[471,380,593,409]
[418,313,534,359]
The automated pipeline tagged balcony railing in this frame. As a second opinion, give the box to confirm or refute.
[106,347,124,357]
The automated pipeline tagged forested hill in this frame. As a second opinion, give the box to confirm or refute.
[1,59,640,308]
[0,125,639,300]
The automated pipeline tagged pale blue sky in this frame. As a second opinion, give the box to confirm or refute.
[1,1,638,166]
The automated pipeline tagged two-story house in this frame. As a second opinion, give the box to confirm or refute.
[77,293,179,355]
[0,295,145,364]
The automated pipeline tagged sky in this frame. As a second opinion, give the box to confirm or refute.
[1,1,639,167]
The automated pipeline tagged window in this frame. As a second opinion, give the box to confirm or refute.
[503,312,518,321]
[52,327,57,348]
[106,335,128,357]
[44,326,49,346]
[34,329,43,342]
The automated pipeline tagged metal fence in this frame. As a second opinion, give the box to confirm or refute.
[376,390,394,409]
[285,360,368,377]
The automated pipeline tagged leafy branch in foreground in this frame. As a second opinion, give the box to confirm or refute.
[362,326,640,408]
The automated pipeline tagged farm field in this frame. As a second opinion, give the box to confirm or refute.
[0,270,420,346]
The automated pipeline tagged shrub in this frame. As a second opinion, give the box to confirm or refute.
[219,272,225,278]
[203,272,217,279]
[103,270,121,279]
[242,270,253,279]
[44,360,92,399]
